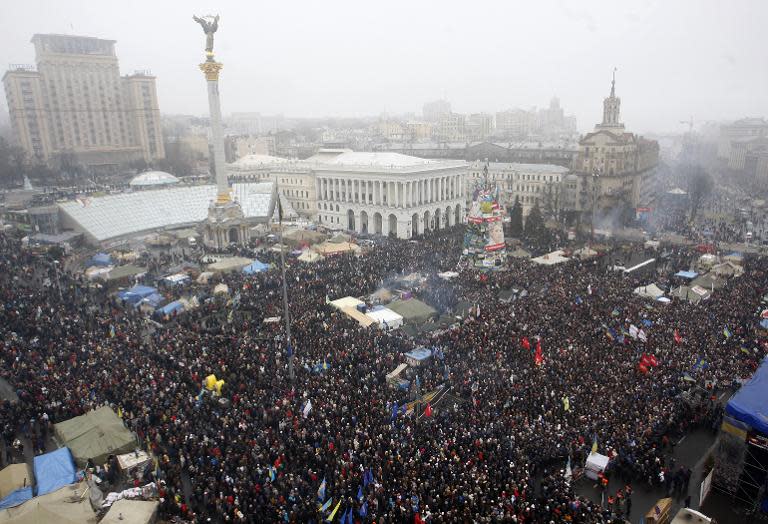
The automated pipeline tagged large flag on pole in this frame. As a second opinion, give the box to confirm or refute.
[317,477,326,502]
[326,499,342,522]
[303,399,312,419]
[591,434,598,453]
[674,329,682,345]
[534,340,543,365]
[565,455,572,483]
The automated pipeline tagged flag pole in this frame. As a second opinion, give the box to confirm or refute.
[276,188,294,382]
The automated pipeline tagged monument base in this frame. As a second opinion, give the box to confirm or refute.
[203,198,251,249]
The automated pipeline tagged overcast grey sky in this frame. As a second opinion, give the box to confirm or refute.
[2,0,766,133]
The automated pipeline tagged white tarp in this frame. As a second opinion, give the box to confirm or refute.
[329,296,364,311]
[531,250,570,266]
[633,283,665,300]
[366,308,403,330]
[584,452,609,480]
[386,363,408,382]
[213,283,229,295]
[438,271,459,280]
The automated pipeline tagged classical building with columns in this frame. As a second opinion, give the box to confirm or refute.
[310,151,466,239]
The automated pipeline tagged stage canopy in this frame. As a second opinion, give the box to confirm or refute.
[726,356,768,435]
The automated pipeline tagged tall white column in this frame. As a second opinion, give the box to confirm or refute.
[200,62,228,200]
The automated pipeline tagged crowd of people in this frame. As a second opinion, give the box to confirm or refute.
[0,227,766,523]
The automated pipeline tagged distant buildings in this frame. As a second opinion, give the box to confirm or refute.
[717,117,768,160]
[422,100,451,123]
[3,34,164,170]
[467,161,571,217]
[495,98,577,139]
[572,75,659,219]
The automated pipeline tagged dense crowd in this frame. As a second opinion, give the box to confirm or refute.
[0,228,766,523]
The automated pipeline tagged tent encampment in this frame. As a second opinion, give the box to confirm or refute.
[0,482,96,523]
[633,284,665,300]
[242,260,269,274]
[53,406,136,467]
[101,499,159,524]
[33,447,76,496]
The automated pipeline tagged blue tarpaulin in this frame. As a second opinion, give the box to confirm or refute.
[89,252,112,267]
[761,318,768,330]
[117,285,158,306]
[0,487,33,509]
[726,356,768,435]
[674,270,698,279]
[33,447,76,496]
[159,300,184,316]
[139,292,164,308]
[242,260,269,274]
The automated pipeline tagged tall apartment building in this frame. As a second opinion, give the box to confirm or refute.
[422,99,451,123]
[3,34,164,170]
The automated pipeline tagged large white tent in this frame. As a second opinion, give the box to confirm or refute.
[633,283,665,300]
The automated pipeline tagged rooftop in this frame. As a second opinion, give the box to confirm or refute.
[59,182,275,242]
[230,154,290,168]
[129,171,179,187]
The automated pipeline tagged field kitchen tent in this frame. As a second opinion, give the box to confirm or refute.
[53,406,136,467]
[0,465,32,509]
[0,482,96,523]
[207,257,253,273]
[386,298,438,324]
[101,499,159,524]
[0,465,31,500]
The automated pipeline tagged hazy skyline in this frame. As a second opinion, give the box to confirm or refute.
[2,0,766,134]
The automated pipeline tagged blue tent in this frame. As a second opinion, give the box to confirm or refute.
[158,300,184,316]
[726,356,768,435]
[138,292,164,309]
[33,447,76,496]
[117,285,158,306]
[674,270,698,280]
[0,487,33,509]
[88,252,112,267]
[760,318,768,330]
[242,260,269,274]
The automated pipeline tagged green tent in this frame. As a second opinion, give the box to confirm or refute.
[53,406,136,467]
[386,299,437,325]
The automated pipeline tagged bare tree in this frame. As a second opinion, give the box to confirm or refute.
[684,165,713,222]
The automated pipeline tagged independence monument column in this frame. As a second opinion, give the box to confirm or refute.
[194,14,249,248]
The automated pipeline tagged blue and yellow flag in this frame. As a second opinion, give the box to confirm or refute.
[326,500,342,522]
[723,326,732,338]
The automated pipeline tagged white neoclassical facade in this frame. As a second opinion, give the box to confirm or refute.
[311,151,467,238]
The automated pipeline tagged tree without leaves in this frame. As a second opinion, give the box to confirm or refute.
[684,165,713,222]
[0,137,27,188]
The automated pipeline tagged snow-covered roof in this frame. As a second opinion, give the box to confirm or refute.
[59,182,275,242]
[230,154,289,168]
[309,151,438,168]
[129,170,179,187]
